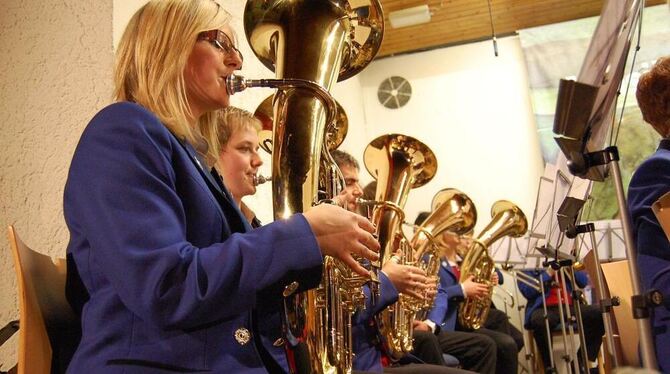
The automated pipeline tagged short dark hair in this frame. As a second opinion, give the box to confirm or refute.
[414,211,430,226]
[331,149,359,170]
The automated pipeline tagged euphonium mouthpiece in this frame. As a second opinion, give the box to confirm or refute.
[225,74,268,95]
[253,174,271,186]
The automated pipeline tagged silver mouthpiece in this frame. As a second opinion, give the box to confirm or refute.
[253,174,271,186]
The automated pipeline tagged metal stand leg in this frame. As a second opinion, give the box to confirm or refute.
[556,269,579,373]
[566,267,590,373]
[540,273,557,372]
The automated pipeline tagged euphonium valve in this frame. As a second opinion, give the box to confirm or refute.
[458,200,528,330]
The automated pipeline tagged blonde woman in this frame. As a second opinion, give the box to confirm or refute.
[63,1,379,372]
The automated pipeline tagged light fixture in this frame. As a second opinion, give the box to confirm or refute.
[388,4,431,29]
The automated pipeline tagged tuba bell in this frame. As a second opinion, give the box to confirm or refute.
[236,1,384,373]
[363,134,437,360]
[458,200,528,330]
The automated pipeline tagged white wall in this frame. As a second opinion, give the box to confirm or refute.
[338,36,545,233]
[0,0,114,364]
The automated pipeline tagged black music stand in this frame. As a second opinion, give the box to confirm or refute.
[551,0,657,368]
[558,196,623,369]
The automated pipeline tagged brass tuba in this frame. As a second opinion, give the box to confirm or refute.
[458,200,528,330]
[236,1,384,373]
[363,134,437,359]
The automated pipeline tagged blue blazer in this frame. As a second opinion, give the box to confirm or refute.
[352,272,399,372]
[517,269,588,328]
[64,102,323,373]
[628,138,670,372]
[427,259,464,332]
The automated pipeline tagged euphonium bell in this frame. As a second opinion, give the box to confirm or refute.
[363,133,437,360]
[458,200,528,330]
[240,1,384,373]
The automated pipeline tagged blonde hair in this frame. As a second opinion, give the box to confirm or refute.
[636,56,670,137]
[214,107,262,151]
[114,0,230,163]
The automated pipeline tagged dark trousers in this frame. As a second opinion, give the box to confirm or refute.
[384,363,473,374]
[528,304,605,370]
[410,330,447,366]
[471,327,518,374]
[484,307,525,352]
[463,308,522,374]
[383,331,474,373]
[435,330,497,374]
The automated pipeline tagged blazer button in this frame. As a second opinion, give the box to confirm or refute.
[273,338,285,347]
[283,281,299,297]
[234,327,251,345]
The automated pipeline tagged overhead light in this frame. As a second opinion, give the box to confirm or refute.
[388,4,431,29]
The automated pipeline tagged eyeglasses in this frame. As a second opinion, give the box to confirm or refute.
[197,30,243,63]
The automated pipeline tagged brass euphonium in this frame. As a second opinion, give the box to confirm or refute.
[384,189,477,356]
[236,1,384,373]
[363,134,437,360]
[411,188,477,310]
[458,200,528,330]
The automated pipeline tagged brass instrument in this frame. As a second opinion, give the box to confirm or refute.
[254,94,348,154]
[237,1,384,373]
[412,189,477,308]
[363,134,437,359]
[458,200,528,330]
[395,189,477,352]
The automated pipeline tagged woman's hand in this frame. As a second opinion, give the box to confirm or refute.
[303,203,380,277]
[382,259,428,300]
[461,275,489,299]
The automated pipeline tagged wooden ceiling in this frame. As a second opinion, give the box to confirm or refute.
[377,0,667,57]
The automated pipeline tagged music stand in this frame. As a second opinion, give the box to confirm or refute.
[551,0,657,368]
[558,196,622,368]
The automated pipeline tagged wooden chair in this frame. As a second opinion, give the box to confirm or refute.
[7,225,79,374]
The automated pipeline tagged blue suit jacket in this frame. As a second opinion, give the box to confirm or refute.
[517,269,588,328]
[351,272,399,372]
[627,138,670,371]
[427,259,464,332]
[64,102,323,373]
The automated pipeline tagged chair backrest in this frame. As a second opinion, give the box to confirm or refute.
[7,225,76,374]
[584,250,638,367]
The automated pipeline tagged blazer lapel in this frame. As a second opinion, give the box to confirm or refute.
[174,137,252,233]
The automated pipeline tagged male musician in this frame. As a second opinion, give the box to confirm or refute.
[628,55,670,371]
[419,217,508,374]
[517,268,604,373]
[331,150,472,374]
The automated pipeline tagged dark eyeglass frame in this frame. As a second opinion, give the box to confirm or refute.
[197,29,243,62]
